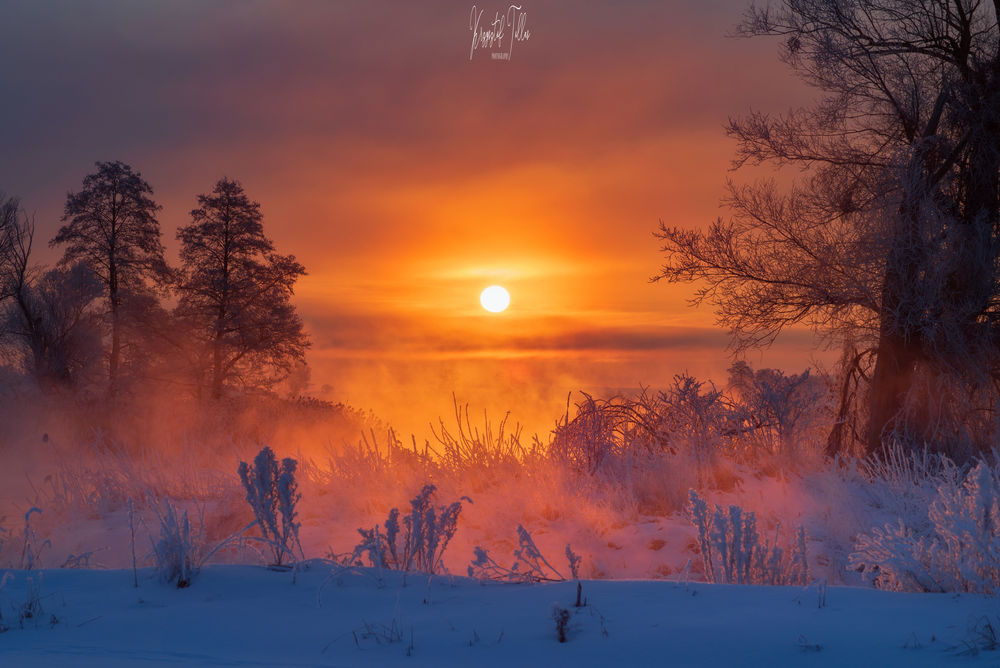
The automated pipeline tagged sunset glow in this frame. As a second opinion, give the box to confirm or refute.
[0,0,823,435]
[3,2,997,662]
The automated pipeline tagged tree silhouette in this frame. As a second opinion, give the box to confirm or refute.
[51,161,167,394]
[175,178,308,399]
[1,192,103,388]
[3,264,104,388]
[0,193,31,305]
[654,0,1000,457]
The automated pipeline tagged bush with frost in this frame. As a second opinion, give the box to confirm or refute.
[850,460,1000,593]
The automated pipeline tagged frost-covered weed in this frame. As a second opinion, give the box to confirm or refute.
[350,485,467,574]
[148,495,266,587]
[850,459,1000,593]
[16,574,43,627]
[432,399,538,475]
[0,518,8,567]
[468,525,566,583]
[855,442,958,524]
[19,508,49,570]
[238,446,303,567]
[43,436,235,517]
[566,544,582,580]
[552,605,570,643]
[0,571,11,633]
[956,616,1000,656]
[689,491,808,585]
[150,498,196,587]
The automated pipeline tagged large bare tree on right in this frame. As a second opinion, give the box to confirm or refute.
[654,0,1000,458]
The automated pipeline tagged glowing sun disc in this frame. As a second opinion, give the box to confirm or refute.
[480,285,510,313]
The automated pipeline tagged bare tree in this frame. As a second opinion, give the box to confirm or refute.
[175,178,309,399]
[51,161,167,394]
[3,264,104,388]
[0,192,102,387]
[654,0,1000,457]
[0,193,33,305]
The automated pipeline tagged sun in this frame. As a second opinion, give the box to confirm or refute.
[480,285,510,313]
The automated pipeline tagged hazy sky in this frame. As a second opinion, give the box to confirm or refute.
[0,0,827,436]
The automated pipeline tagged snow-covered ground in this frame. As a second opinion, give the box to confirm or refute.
[1,564,997,666]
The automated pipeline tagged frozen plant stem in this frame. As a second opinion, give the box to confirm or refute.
[129,497,138,588]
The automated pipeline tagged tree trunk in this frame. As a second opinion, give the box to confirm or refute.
[109,267,120,397]
[211,334,224,400]
[867,326,920,455]
[867,194,924,456]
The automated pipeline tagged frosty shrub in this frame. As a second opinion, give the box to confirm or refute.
[549,376,737,476]
[468,525,566,583]
[662,375,733,473]
[854,441,958,523]
[238,446,303,567]
[726,362,829,459]
[850,461,1000,593]
[350,484,467,574]
[689,491,808,585]
[548,368,815,487]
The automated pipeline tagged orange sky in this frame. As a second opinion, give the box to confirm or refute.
[0,1,828,437]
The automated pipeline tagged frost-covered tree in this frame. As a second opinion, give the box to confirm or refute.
[654,1,1000,457]
[175,178,308,398]
[3,264,104,388]
[727,362,828,456]
[0,193,102,388]
[51,161,167,394]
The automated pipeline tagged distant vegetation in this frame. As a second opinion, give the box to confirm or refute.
[1,161,308,401]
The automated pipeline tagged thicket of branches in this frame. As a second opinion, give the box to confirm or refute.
[654,0,1000,460]
[0,163,309,400]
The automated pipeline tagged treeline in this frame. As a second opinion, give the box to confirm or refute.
[0,161,309,400]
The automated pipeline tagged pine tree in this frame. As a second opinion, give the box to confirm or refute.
[51,161,167,394]
[175,178,308,398]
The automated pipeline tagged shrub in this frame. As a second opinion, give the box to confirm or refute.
[850,460,1000,593]
[238,446,303,567]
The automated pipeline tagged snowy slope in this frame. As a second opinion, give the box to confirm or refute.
[0,564,997,667]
